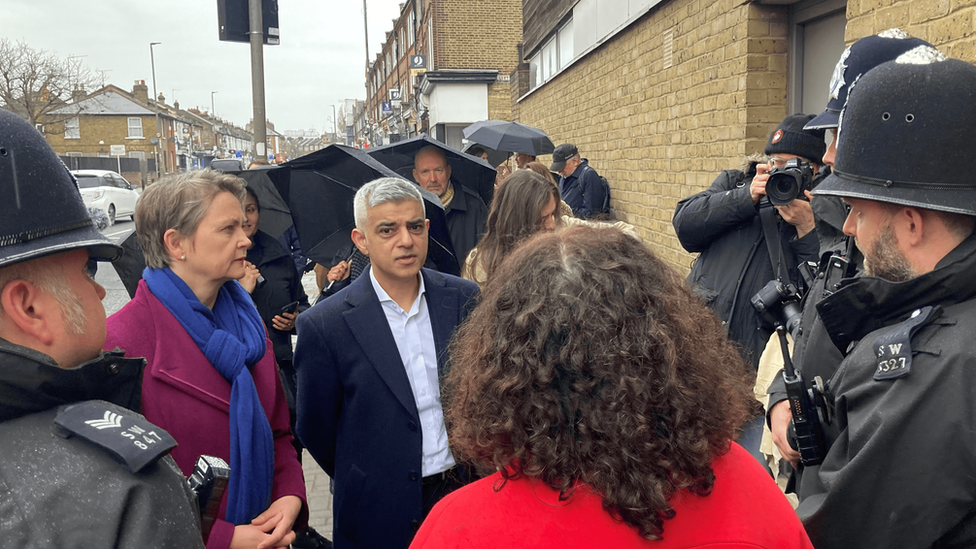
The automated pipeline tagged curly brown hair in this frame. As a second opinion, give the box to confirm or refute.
[446,225,756,540]
[462,169,561,283]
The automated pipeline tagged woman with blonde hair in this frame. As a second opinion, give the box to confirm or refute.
[414,226,812,548]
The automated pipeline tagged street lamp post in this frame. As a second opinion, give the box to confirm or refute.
[332,104,338,144]
[211,91,218,118]
[149,42,162,178]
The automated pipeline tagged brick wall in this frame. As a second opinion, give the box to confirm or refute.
[487,81,514,120]
[846,0,976,63]
[434,0,523,72]
[516,0,789,273]
[46,115,158,159]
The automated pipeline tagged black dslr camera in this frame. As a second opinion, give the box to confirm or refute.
[751,280,803,340]
[766,158,816,207]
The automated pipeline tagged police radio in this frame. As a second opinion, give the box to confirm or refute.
[777,326,829,466]
[188,455,231,538]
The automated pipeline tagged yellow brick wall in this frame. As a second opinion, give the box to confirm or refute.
[435,0,523,73]
[487,81,514,120]
[46,115,158,158]
[517,0,790,273]
[846,0,976,63]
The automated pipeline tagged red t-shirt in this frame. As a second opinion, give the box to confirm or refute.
[411,444,812,548]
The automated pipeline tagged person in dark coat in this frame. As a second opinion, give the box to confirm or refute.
[672,114,826,372]
[0,107,205,548]
[240,187,310,405]
[295,177,479,549]
[673,113,825,464]
[412,146,487,263]
[764,30,937,474]
[550,144,610,219]
[795,57,976,549]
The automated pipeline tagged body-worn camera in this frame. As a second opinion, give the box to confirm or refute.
[751,280,803,340]
[766,158,816,206]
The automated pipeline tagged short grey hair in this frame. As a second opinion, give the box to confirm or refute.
[135,169,247,269]
[354,177,425,230]
[0,256,86,334]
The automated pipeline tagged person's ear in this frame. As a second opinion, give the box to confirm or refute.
[163,228,186,262]
[351,228,369,256]
[0,279,57,346]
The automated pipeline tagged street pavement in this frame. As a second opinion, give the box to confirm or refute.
[97,221,335,539]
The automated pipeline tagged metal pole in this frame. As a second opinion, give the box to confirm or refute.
[249,0,268,162]
[364,0,370,142]
[150,42,162,178]
[211,91,218,117]
[332,104,337,142]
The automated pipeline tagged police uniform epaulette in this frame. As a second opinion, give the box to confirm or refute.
[54,400,178,473]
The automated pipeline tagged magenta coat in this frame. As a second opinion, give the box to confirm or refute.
[105,280,307,549]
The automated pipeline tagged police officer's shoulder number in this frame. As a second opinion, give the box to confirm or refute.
[872,306,940,381]
[54,400,177,473]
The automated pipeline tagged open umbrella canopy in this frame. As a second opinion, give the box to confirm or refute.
[462,120,555,156]
[111,230,146,299]
[237,165,293,239]
[367,135,495,206]
[268,144,459,275]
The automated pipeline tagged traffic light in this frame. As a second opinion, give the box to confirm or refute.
[217,0,279,45]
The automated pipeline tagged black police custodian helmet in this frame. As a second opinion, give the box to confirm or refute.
[804,29,939,130]
[813,57,976,216]
[0,109,122,268]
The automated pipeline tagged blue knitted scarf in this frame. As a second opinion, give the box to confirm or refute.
[143,267,273,524]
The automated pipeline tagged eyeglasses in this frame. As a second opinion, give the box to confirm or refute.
[768,157,793,168]
[86,259,98,278]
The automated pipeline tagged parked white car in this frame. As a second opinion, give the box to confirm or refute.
[71,170,139,226]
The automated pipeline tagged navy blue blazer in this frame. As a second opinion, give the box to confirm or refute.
[294,268,479,549]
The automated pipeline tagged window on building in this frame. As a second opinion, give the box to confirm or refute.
[528,18,574,89]
[128,117,143,138]
[65,151,83,157]
[64,117,80,139]
[129,151,146,161]
[409,11,416,45]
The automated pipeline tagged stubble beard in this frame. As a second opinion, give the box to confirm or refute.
[862,222,917,282]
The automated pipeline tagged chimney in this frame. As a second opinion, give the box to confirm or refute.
[157,92,166,104]
[133,80,149,103]
[71,84,87,104]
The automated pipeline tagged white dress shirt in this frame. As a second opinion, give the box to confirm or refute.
[369,267,456,476]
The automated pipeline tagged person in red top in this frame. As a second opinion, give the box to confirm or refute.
[412,226,812,548]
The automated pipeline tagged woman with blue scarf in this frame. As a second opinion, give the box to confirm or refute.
[105,170,307,549]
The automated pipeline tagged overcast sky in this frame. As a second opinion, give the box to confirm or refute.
[7,0,405,133]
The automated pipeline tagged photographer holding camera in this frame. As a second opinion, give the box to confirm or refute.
[673,113,825,462]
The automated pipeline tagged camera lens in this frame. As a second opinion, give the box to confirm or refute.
[767,172,800,206]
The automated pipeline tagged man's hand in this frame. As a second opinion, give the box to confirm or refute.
[240,261,262,294]
[775,190,816,237]
[750,164,770,205]
[770,399,800,468]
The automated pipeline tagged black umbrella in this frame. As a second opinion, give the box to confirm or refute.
[367,134,495,206]
[112,230,146,299]
[237,165,293,239]
[462,120,555,156]
[269,145,459,275]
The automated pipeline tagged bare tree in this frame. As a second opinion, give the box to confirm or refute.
[0,39,105,132]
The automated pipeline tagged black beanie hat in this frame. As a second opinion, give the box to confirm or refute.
[764,113,826,163]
